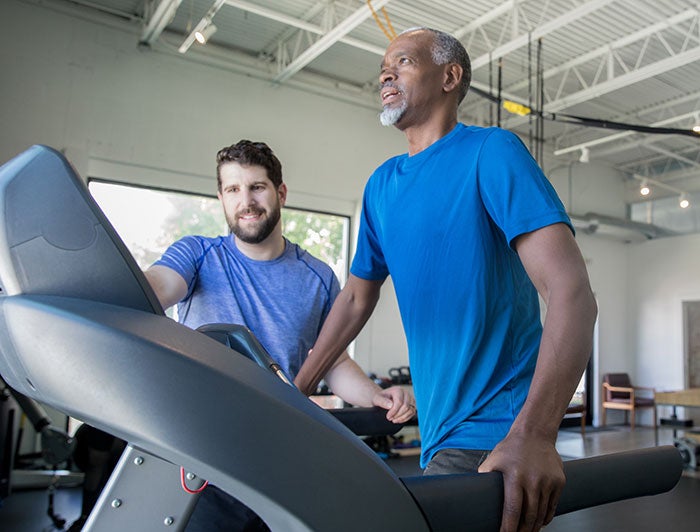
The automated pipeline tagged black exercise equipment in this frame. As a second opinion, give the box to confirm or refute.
[675,436,700,470]
[2,380,75,468]
[388,366,411,385]
[0,376,76,528]
[197,323,296,389]
[0,384,16,499]
[0,145,684,531]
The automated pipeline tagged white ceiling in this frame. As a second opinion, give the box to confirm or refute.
[53,1,700,202]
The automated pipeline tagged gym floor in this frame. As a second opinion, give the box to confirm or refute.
[1,425,698,531]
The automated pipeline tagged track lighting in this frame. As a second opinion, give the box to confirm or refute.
[639,180,650,196]
[633,174,691,210]
[195,22,217,45]
[178,0,227,54]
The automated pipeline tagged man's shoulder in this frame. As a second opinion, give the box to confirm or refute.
[373,152,405,174]
[172,234,227,249]
[285,241,336,278]
[286,241,330,267]
[447,125,527,160]
[454,123,513,142]
[159,235,230,267]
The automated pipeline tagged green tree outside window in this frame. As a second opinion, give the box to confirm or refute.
[89,181,349,284]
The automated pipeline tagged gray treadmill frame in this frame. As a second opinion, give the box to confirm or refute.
[0,145,684,532]
[0,145,431,531]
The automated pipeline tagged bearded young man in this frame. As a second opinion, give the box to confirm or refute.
[145,139,414,531]
[295,28,598,532]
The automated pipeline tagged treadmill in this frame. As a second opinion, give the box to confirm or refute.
[0,145,683,531]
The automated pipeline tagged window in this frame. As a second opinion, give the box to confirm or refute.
[630,193,700,236]
[282,208,349,285]
[88,181,350,285]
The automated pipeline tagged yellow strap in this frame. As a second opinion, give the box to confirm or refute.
[368,1,397,41]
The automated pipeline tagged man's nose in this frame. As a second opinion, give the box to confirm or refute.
[380,67,396,84]
[240,189,256,207]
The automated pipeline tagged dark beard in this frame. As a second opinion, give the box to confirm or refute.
[229,206,281,244]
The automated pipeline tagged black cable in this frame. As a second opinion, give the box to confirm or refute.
[544,112,700,137]
[538,38,544,164]
[469,85,700,138]
[497,58,503,128]
[528,32,533,153]
[488,53,493,127]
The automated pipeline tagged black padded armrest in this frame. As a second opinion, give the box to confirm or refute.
[327,406,406,436]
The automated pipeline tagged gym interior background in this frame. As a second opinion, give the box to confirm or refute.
[1,0,700,522]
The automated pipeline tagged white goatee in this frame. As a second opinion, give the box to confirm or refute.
[379,101,407,126]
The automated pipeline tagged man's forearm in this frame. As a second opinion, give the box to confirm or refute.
[324,354,382,407]
[295,275,382,395]
[294,302,375,395]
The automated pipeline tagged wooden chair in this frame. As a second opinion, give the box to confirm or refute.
[602,373,656,429]
[565,390,587,435]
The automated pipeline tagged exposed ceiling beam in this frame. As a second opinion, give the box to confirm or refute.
[557,90,700,146]
[646,145,700,170]
[225,0,385,56]
[635,166,700,191]
[554,109,700,156]
[501,41,700,136]
[226,0,317,28]
[272,0,391,84]
[504,8,699,95]
[597,137,699,168]
[614,138,698,167]
[152,36,377,111]
[452,0,518,40]
[470,0,616,70]
[63,0,140,20]
[141,0,183,44]
[630,173,686,195]
[546,46,700,112]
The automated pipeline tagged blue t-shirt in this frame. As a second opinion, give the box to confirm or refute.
[154,236,340,379]
[351,124,572,467]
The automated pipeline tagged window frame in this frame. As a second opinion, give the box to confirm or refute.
[87,178,351,283]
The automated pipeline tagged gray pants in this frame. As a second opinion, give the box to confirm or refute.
[423,448,490,475]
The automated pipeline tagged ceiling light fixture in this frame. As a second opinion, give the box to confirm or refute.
[633,174,691,210]
[693,125,700,133]
[639,180,650,196]
[579,147,590,163]
[178,0,226,54]
[195,22,217,45]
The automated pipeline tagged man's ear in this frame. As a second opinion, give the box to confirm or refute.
[278,182,288,206]
[443,63,463,95]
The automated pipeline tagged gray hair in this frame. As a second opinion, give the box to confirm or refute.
[399,27,471,104]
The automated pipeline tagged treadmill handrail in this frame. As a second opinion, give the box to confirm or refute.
[401,445,683,532]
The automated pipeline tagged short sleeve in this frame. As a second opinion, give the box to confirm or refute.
[350,181,389,281]
[153,236,206,297]
[476,129,572,247]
